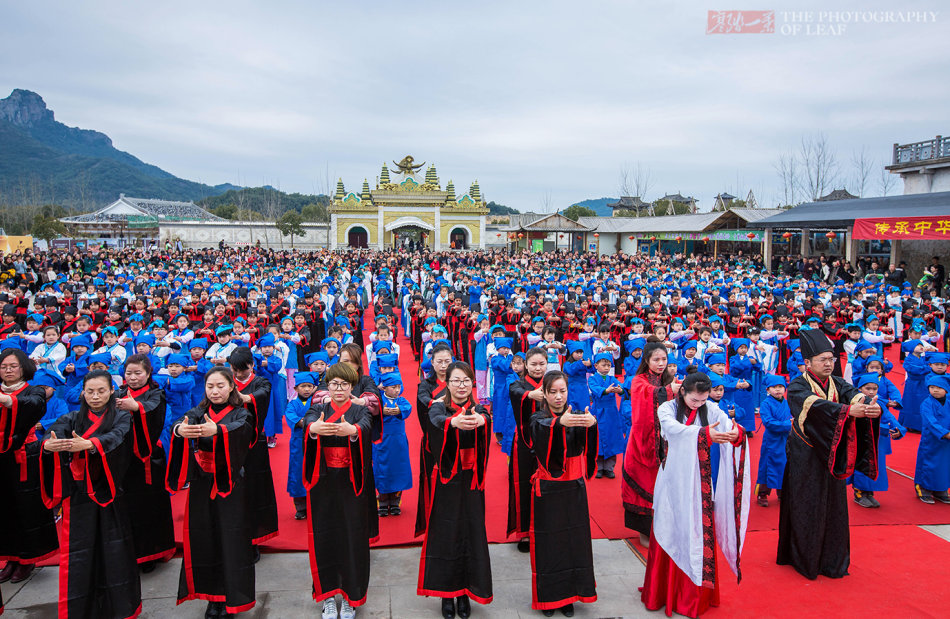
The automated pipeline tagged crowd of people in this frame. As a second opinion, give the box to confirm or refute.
[0,243,949,619]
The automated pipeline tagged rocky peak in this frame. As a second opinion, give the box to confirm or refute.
[0,89,55,127]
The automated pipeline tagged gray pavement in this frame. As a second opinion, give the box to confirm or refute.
[0,539,657,618]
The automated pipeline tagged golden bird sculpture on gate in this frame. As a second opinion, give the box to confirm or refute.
[393,155,425,175]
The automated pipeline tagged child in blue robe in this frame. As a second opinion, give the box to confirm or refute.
[707,373,737,485]
[254,333,286,445]
[588,352,625,478]
[756,375,792,507]
[785,339,804,380]
[305,352,329,388]
[161,353,196,450]
[563,341,592,418]
[673,340,703,380]
[58,334,92,411]
[284,372,316,519]
[374,372,413,516]
[370,351,397,384]
[32,370,69,435]
[706,352,749,429]
[913,374,950,504]
[901,340,930,431]
[186,338,212,407]
[851,372,905,508]
[728,338,758,433]
[489,338,518,453]
[619,338,646,439]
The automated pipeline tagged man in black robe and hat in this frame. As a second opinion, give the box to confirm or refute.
[777,328,881,579]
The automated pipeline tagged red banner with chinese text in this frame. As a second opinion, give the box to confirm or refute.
[853,216,950,240]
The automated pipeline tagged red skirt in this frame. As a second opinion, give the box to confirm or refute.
[640,531,720,618]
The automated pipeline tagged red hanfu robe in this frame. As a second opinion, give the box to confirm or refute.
[166,403,256,614]
[40,406,141,619]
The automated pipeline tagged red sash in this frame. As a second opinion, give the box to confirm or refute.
[535,454,585,483]
[70,411,108,481]
[195,405,233,473]
[324,447,351,468]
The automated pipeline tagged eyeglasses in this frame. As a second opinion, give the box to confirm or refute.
[448,378,473,387]
[0,364,20,371]
[327,381,350,390]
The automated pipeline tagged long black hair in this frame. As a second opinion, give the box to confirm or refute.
[633,340,673,384]
[198,366,244,413]
[79,370,117,416]
[675,371,712,425]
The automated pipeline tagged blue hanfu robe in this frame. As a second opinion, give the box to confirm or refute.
[674,356,704,380]
[756,395,792,491]
[588,371,625,458]
[373,394,413,494]
[915,395,950,491]
[786,351,804,380]
[729,353,757,431]
[255,353,286,436]
[563,359,592,413]
[283,395,311,498]
[58,352,90,410]
[189,358,212,407]
[853,409,905,491]
[707,396,736,484]
[489,353,518,455]
[35,394,69,435]
[900,354,931,431]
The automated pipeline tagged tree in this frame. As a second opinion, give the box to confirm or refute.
[301,202,329,223]
[798,132,838,201]
[276,210,306,248]
[879,160,897,196]
[850,146,874,197]
[209,203,238,219]
[619,161,654,217]
[486,200,518,215]
[773,151,800,206]
[31,214,68,241]
[562,204,596,221]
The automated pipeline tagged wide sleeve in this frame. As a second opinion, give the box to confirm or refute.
[508,381,537,446]
[129,388,166,466]
[788,377,879,479]
[83,410,134,506]
[0,385,48,453]
[920,398,950,440]
[628,376,672,467]
[530,409,598,480]
[39,410,82,508]
[208,407,255,498]
[760,398,793,433]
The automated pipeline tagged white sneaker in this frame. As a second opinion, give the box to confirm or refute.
[322,598,338,619]
[340,599,356,619]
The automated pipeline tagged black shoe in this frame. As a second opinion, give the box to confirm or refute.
[456,595,471,618]
[517,539,530,553]
[295,509,307,520]
[441,597,456,619]
[9,562,33,583]
[866,491,881,508]
[389,505,401,516]
[853,491,875,508]
[0,561,17,583]
[293,497,308,520]
[205,601,221,618]
[917,486,935,504]
[561,604,575,617]
[935,491,950,504]
[253,547,261,564]
[604,470,615,479]
[378,507,390,517]
[140,560,157,574]
[542,611,555,617]
[595,470,604,478]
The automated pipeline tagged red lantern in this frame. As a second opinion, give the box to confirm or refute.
[559,234,564,238]
[825,231,836,240]
[627,235,634,241]
[702,236,710,242]
[650,236,657,242]
[518,233,524,239]
[782,231,792,240]
[746,232,756,240]
[675,235,683,242]
[593,233,600,238]
[496,233,501,238]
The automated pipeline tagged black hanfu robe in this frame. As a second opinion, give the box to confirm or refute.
[40,406,141,619]
[166,403,256,614]
[529,407,598,610]
[352,374,382,540]
[418,400,493,604]
[414,374,447,537]
[117,383,175,564]
[302,400,375,607]
[235,373,279,544]
[0,384,58,565]
[508,375,543,537]
[777,371,880,579]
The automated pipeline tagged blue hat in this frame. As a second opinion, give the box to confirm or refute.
[129,313,145,323]
[706,353,727,366]
[925,352,950,365]
[101,326,120,336]
[495,337,513,350]
[306,351,330,365]
[566,340,586,354]
[514,352,526,361]
[856,373,881,388]
[489,324,507,335]
[372,340,394,354]
[190,338,210,350]
[925,374,950,390]
[166,353,191,367]
[763,375,787,388]
[321,337,341,349]
[376,353,398,368]
[88,352,112,366]
[731,338,750,352]
[380,372,403,388]
[593,352,613,365]
[294,372,317,387]
[134,334,156,347]
[682,340,698,351]
[709,373,727,388]
[257,333,276,348]
[900,340,922,355]
[70,333,94,349]
[26,313,44,324]
[215,325,232,337]
[624,338,646,353]
[856,340,875,353]
[786,339,800,352]
[32,369,64,388]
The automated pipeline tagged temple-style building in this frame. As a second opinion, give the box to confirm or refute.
[329,156,489,250]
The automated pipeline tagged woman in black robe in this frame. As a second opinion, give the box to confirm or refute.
[530,371,599,617]
[0,348,58,584]
[414,343,452,537]
[302,361,375,619]
[116,354,175,572]
[418,361,492,619]
[507,347,547,551]
[40,370,141,618]
[166,366,256,617]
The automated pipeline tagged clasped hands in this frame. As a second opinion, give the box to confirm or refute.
[176,415,219,438]
[708,421,739,444]
[308,412,357,436]
[43,431,95,452]
[558,406,597,428]
[849,395,882,419]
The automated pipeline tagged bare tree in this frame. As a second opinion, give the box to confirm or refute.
[773,152,799,206]
[539,190,553,213]
[619,161,654,217]
[879,160,897,196]
[798,132,838,201]
[850,146,874,197]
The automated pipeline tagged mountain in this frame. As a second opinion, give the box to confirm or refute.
[0,89,238,207]
[572,197,617,217]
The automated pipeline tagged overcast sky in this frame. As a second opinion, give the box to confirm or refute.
[2,0,947,211]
